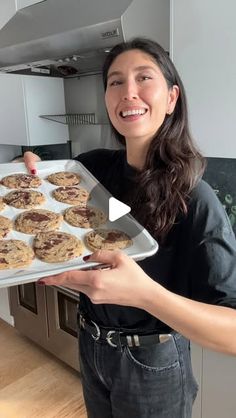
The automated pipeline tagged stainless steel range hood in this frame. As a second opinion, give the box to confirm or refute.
[0,0,169,77]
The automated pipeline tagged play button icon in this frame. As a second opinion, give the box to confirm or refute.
[109,197,131,222]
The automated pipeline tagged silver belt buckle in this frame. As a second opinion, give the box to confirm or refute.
[159,333,172,343]
[106,330,117,348]
[90,320,101,341]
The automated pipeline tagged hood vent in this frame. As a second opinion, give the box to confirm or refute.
[0,0,169,77]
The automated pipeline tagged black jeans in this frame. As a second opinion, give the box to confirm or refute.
[78,328,198,418]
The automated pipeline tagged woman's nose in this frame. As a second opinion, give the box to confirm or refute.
[122,82,138,101]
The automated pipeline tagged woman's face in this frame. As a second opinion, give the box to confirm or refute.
[105,49,179,146]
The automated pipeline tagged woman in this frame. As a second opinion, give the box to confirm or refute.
[24,38,236,418]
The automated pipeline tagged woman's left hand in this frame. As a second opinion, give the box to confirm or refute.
[38,250,155,308]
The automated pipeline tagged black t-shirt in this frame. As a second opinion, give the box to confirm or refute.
[75,148,236,332]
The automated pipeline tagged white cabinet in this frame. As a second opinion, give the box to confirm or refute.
[171,0,236,158]
[0,74,69,146]
[201,349,236,418]
[16,0,46,10]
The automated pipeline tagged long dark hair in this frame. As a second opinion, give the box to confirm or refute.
[103,38,206,243]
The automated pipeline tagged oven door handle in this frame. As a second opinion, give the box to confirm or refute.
[53,285,80,301]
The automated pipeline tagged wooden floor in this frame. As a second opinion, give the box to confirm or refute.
[0,319,87,418]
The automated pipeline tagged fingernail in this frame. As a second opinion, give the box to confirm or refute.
[31,169,36,175]
[83,255,91,261]
[37,280,45,285]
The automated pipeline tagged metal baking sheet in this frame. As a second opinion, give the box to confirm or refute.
[0,159,158,288]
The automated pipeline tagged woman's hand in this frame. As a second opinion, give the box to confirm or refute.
[38,250,156,308]
[23,151,41,174]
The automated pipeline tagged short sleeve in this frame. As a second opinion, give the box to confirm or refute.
[189,181,236,308]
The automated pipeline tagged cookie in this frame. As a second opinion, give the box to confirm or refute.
[0,239,34,269]
[84,229,133,251]
[0,215,13,239]
[33,231,84,263]
[64,205,107,228]
[1,173,42,189]
[14,209,63,234]
[47,171,81,186]
[0,197,6,212]
[3,190,46,209]
[52,186,90,205]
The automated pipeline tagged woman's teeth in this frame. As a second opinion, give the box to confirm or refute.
[121,109,146,117]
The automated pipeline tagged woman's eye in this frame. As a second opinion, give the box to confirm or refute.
[109,80,122,87]
[138,75,152,81]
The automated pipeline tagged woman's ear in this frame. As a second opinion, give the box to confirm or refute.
[167,85,179,115]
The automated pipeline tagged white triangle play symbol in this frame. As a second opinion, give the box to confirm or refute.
[109,197,131,222]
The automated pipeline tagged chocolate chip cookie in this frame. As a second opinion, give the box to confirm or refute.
[84,228,133,251]
[64,205,107,228]
[0,197,6,212]
[4,190,46,209]
[47,171,81,186]
[1,173,42,189]
[52,186,90,205]
[0,239,34,269]
[0,215,13,239]
[14,209,63,234]
[33,231,84,263]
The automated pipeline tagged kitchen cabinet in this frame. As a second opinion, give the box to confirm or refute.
[201,349,236,418]
[16,0,46,10]
[0,74,69,146]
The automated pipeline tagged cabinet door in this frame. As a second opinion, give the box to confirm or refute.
[191,343,202,418]
[202,349,236,418]
[0,74,27,145]
[0,74,69,146]
[23,76,69,146]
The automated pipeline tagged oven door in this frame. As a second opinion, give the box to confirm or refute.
[46,285,80,371]
[9,283,48,347]
[10,284,80,371]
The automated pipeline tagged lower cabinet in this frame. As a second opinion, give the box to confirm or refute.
[201,349,236,418]
[9,283,80,371]
[191,343,236,418]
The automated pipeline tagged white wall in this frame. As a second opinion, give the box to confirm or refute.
[171,0,236,157]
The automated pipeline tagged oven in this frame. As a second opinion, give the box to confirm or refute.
[9,283,80,371]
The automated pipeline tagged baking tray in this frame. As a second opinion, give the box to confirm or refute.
[0,160,158,288]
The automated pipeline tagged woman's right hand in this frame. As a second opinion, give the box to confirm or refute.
[23,151,41,174]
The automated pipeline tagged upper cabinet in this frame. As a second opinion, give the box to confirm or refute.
[0,74,69,146]
[16,0,46,10]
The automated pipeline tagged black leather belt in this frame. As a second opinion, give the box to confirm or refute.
[79,314,173,348]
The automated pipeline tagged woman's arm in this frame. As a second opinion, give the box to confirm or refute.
[38,249,236,356]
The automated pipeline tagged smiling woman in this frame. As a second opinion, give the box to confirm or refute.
[23,37,236,418]
[104,50,179,167]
